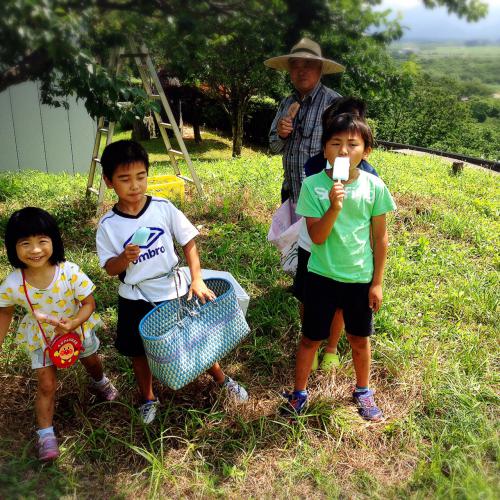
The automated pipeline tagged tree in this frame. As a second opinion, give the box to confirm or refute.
[0,0,490,143]
[156,1,289,156]
[421,0,489,21]
[374,72,474,149]
[0,0,246,119]
[1,1,153,120]
[160,0,407,156]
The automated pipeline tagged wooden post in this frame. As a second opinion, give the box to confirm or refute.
[452,161,464,175]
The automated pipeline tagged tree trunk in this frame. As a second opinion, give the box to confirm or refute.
[231,96,245,157]
[192,100,203,143]
[131,118,150,141]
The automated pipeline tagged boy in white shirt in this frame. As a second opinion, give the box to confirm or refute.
[96,140,248,424]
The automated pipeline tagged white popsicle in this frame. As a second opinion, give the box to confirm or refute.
[332,157,350,181]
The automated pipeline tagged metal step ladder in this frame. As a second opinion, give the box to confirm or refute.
[86,43,203,212]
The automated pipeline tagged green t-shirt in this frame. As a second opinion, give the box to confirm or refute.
[296,169,396,283]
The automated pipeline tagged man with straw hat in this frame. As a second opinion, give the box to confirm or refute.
[265,38,344,205]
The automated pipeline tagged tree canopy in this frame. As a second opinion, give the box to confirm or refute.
[0,0,492,155]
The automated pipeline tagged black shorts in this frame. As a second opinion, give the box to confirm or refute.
[116,296,163,357]
[292,246,310,303]
[281,186,290,204]
[302,272,374,341]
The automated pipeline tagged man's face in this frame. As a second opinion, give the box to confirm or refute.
[289,58,322,96]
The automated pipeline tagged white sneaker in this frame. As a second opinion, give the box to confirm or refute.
[139,399,159,424]
[222,377,249,402]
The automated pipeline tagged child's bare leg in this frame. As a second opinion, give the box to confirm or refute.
[131,355,155,401]
[207,362,225,384]
[325,309,343,354]
[294,336,322,391]
[35,366,57,429]
[346,334,371,387]
[80,353,104,381]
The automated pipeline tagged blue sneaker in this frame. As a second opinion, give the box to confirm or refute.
[281,390,308,415]
[353,389,384,422]
[139,399,159,425]
[222,376,249,402]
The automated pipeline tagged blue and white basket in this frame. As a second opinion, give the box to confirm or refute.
[139,278,250,390]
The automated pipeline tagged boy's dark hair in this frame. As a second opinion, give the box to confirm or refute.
[100,140,149,180]
[5,207,65,268]
[321,113,374,150]
[322,96,367,130]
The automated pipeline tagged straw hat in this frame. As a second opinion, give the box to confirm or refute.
[264,38,345,75]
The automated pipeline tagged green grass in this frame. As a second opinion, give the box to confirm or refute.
[0,130,499,498]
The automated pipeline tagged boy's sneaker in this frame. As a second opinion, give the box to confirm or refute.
[281,390,308,416]
[222,377,249,402]
[353,389,384,422]
[139,399,159,424]
[38,435,60,461]
[91,379,119,401]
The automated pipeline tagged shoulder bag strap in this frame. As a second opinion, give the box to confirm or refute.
[133,266,186,322]
[22,270,51,348]
[22,270,53,366]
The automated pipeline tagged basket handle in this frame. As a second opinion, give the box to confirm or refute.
[134,267,189,323]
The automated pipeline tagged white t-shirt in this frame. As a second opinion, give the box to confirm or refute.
[96,196,198,302]
[297,218,312,252]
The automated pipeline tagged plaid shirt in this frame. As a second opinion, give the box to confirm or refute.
[269,83,340,203]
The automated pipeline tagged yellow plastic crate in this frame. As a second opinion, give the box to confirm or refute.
[147,175,185,203]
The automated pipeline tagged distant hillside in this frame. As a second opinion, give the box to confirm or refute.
[390,42,500,94]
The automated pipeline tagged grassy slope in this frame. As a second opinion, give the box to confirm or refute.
[0,130,498,499]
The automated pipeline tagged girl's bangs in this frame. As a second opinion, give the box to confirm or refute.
[14,216,54,241]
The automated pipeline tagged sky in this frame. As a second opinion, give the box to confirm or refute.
[377,0,500,40]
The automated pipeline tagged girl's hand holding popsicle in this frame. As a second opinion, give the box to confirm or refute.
[34,311,62,327]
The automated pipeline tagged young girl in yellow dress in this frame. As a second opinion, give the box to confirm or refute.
[0,207,118,461]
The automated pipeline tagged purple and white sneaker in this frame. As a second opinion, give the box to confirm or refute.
[353,389,384,422]
[38,435,60,461]
[90,378,119,401]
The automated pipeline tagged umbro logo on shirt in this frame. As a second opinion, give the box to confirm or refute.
[133,246,166,264]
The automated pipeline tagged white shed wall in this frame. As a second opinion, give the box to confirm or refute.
[0,82,97,174]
